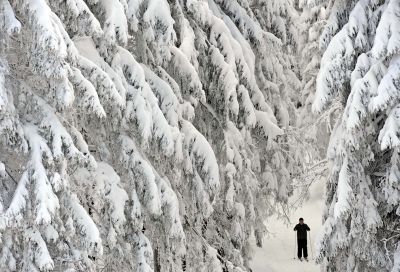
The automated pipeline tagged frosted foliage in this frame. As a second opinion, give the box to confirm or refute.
[23,124,60,225]
[393,244,400,272]
[314,0,400,271]
[1,1,21,35]
[25,227,54,271]
[371,0,400,58]
[333,157,353,219]
[298,0,335,160]
[379,106,400,150]
[0,0,303,271]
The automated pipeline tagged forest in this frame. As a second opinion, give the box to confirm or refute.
[0,0,399,271]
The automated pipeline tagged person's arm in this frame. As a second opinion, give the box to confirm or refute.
[306,224,310,231]
[294,224,298,231]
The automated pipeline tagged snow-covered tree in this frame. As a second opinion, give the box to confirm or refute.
[296,0,339,162]
[0,0,303,271]
[313,0,400,270]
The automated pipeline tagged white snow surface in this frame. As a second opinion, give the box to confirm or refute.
[251,180,324,272]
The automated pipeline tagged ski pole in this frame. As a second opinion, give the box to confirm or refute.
[293,232,297,259]
[309,231,314,260]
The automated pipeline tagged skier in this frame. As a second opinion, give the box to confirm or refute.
[294,218,310,261]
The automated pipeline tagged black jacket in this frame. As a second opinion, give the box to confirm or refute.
[294,223,310,240]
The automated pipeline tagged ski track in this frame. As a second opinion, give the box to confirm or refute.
[251,180,324,272]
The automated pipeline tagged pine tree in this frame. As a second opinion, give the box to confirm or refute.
[297,0,339,163]
[313,0,400,271]
[0,0,304,271]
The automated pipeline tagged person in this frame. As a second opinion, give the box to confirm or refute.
[294,218,310,261]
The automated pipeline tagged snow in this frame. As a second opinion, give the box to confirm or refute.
[141,64,180,127]
[369,56,400,113]
[205,246,224,272]
[95,162,129,233]
[178,16,197,67]
[99,0,128,44]
[181,120,220,197]
[346,61,386,130]
[2,0,21,34]
[126,0,146,31]
[255,110,284,140]
[120,135,162,217]
[130,190,142,231]
[313,28,354,113]
[143,0,175,44]
[23,124,60,225]
[0,62,7,112]
[393,244,400,272]
[0,0,333,270]
[133,232,153,272]
[333,157,352,219]
[251,179,324,272]
[44,224,59,242]
[26,0,66,54]
[66,192,103,255]
[372,0,400,58]
[170,46,205,103]
[26,227,54,271]
[379,105,400,150]
[209,46,239,116]
[0,162,5,178]
[213,0,264,42]
[74,37,125,107]
[0,171,29,230]
[114,46,177,155]
[64,0,102,35]
[70,67,106,118]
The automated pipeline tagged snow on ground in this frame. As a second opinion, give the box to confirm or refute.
[250,179,325,272]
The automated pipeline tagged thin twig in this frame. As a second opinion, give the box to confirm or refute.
[5,168,18,184]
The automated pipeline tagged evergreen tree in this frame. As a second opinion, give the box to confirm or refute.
[313,0,400,271]
[298,0,335,160]
[0,0,303,271]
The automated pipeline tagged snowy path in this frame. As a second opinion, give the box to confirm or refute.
[250,180,324,272]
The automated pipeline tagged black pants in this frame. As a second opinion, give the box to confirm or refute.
[297,239,308,258]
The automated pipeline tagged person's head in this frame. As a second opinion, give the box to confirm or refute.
[299,218,304,224]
